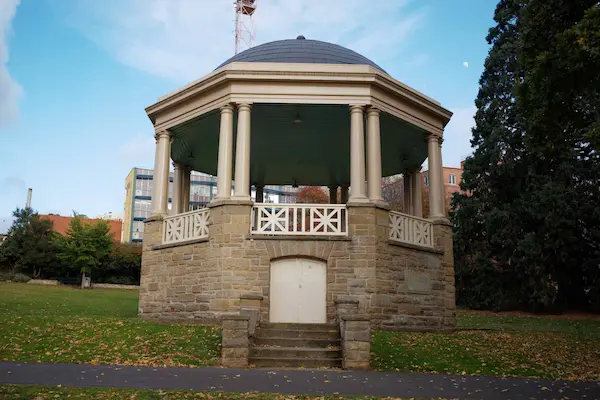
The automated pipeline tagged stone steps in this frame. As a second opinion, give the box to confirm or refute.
[253,337,340,347]
[256,328,340,340]
[251,346,341,359]
[249,322,342,368]
[250,356,342,368]
[259,322,338,330]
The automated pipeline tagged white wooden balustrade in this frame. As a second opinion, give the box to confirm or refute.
[163,208,209,244]
[252,204,348,236]
[389,211,433,248]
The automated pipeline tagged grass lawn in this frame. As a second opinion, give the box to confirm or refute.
[3,386,427,400]
[372,310,600,380]
[1,282,599,381]
[0,385,410,400]
[0,283,220,367]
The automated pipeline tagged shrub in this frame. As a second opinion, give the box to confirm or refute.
[0,272,14,281]
[12,273,31,283]
[101,276,138,285]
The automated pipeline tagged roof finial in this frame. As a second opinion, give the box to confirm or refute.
[296,35,306,40]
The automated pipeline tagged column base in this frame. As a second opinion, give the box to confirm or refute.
[230,195,252,202]
[146,213,166,222]
[429,214,447,221]
[348,196,369,204]
[209,198,253,207]
[369,199,390,210]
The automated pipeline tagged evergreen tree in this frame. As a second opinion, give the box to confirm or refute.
[453,0,600,311]
[452,0,526,310]
[516,0,600,310]
[0,208,57,278]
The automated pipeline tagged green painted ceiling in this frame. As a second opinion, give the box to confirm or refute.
[170,104,427,186]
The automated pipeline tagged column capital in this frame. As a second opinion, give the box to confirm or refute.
[366,106,380,117]
[154,129,171,142]
[349,104,366,114]
[427,132,442,144]
[237,103,252,112]
[220,103,235,114]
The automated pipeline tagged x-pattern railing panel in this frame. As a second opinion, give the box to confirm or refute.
[252,204,347,236]
[389,211,433,248]
[163,208,210,244]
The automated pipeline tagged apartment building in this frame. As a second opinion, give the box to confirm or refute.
[122,167,297,242]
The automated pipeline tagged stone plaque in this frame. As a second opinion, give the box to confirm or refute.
[405,270,432,293]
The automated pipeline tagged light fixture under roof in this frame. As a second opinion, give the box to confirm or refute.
[293,112,303,125]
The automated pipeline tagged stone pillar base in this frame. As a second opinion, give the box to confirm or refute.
[340,315,370,370]
[221,315,250,368]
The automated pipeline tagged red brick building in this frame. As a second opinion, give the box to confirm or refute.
[40,215,122,242]
[422,163,465,217]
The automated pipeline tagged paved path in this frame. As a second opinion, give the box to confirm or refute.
[1,361,599,399]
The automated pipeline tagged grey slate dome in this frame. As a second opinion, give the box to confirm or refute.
[215,36,387,73]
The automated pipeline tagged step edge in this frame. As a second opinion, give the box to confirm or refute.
[254,336,342,342]
[250,347,342,352]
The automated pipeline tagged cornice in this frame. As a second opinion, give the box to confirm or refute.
[146,62,453,134]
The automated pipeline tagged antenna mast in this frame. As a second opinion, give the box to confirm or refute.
[234,0,257,54]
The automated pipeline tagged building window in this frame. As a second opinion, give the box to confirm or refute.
[449,174,456,185]
[424,174,429,187]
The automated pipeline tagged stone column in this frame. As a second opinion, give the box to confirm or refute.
[172,162,183,215]
[340,185,349,204]
[427,134,444,219]
[438,138,446,216]
[255,184,264,203]
[233,103,252,201]
[215,104,234,200]
[181,167,191,212]
[328,185,338,204]
[411,169,423,218]
[151,130,171,217]
[349,105,368,203]
[366,107,383,203]
[403,172,412,215]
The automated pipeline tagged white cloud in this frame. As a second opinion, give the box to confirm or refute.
[0,0,22,128]
[463,61,469,68]
[64,0,427,83]
[118,134,155,169]
[442,106,476,167]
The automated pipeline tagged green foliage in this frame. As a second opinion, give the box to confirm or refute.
[453,1,600,311]
[11,273,31,283]
[94,242,142,285]
[0,208,58,278]
[53,215,114,276]
[0,272,14,281]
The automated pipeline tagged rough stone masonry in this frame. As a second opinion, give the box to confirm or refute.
[139,202,455,331]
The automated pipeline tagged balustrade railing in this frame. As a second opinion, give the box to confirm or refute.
[389,211,433,248]
[252,204,347,236]
[163,208,210,244]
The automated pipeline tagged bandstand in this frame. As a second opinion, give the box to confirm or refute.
[140,37,455,337]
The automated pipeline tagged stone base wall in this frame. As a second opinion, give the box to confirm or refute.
[341,315,370,370]
[139,204,456,330]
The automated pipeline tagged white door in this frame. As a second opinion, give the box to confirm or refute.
[270,258,327,323]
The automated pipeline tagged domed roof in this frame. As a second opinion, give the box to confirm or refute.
[215,36,387,73]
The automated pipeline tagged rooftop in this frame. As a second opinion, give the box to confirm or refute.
[215,36,387,73]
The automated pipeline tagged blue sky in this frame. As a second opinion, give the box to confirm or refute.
[0,0,497,232]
